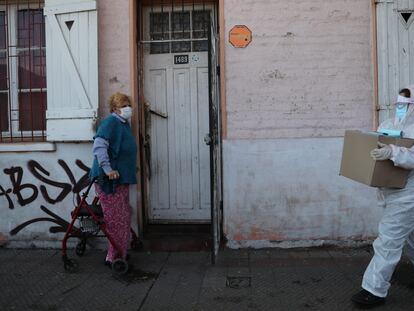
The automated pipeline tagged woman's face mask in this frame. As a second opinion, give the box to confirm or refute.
[117,101,132,120]
[119,106,132,120]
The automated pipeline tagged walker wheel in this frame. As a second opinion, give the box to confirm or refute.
[64,258,79,273]
[75,240,86,257]
[112,259,128,275]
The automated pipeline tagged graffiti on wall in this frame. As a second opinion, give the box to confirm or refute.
[0,159,91,235]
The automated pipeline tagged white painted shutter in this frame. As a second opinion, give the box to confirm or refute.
[376,0,414,123]
[397,0,414,11]
[44,0,98,141]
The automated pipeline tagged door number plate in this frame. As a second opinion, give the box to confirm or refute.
[174,55,189,65]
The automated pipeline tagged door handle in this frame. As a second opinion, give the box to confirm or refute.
[145,101,168,119]
[150,108,168,119]
[204,133,212,146]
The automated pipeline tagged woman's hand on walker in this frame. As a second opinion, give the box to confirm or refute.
[106,170,120,180]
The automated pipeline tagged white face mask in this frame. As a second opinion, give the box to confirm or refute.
[119,106,132,120]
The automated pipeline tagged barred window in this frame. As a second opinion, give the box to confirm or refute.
[149,9,210,55]
[0,2,46,142]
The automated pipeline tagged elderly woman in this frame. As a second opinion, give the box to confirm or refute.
[89,92,137,267]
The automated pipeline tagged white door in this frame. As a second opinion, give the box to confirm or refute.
[143,6,214,222]
[377,0,414,122]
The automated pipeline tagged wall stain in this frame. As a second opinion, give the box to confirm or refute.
[282,32,295,38]
[109,76,119,83]
[260,69,286,84]
[328,10,350,19]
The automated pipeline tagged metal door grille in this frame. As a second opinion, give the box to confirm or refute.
[142,0,211,54]
[0,0,46,143]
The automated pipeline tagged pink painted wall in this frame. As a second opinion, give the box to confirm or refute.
[98,0,132,117]
[222,1,379,247]
[224,0,373,139]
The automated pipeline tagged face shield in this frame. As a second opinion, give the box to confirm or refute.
[395,95,413,121]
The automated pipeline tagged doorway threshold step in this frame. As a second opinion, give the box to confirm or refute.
[142,224,212,251]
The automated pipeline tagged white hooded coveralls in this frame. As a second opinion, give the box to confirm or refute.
[362,103,414,298]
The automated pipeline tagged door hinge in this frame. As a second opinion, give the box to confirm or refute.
[217,65,220,77]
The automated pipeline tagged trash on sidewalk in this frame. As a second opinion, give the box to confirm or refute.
[340,130,414,188]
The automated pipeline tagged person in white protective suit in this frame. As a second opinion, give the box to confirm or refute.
[351,87,414,308]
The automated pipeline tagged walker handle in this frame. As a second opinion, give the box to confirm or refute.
[82,177,98,198]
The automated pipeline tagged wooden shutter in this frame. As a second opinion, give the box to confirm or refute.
[44,0,98,141]
[397,0,414,11]
[376,0,414,122]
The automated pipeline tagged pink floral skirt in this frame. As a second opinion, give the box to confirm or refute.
[95,184,130,262]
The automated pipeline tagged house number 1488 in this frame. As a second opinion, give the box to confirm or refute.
[174,55,189,65]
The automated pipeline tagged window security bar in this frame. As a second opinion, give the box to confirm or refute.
[140,37,208,44]
[0,1,47,143]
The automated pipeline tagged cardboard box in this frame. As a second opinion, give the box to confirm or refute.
[340,130,414,188]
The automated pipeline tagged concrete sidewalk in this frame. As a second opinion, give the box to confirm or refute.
[1,247,414,311]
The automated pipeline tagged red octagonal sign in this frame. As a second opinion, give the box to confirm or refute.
[229,25,252,48]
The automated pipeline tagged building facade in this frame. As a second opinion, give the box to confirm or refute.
[0,0,412,251]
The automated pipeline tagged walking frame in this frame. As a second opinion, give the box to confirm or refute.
[62,178,141,275]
